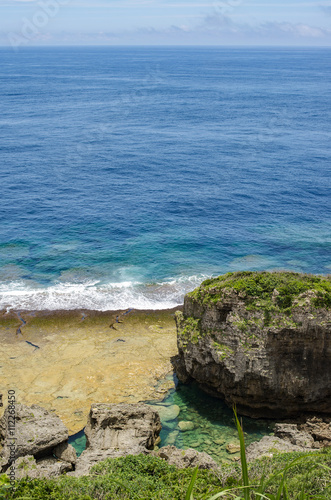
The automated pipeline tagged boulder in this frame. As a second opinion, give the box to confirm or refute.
[247,417,331,462]
[85,403,161,451]
[154,445,218,469]
[164,430,179,446]
[0,404,69,468]
[53,442,77,464]
[150,405,180,422]
[174,272,331,418]
[226,442,241,454]
[274,423,314,448]
[246,436,312,462]
[73,403,161,476]
[178,421,195,432]
[15,455,73,480]
[299,417,331,447]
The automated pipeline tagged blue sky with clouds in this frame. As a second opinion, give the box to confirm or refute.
[1,0,331,46]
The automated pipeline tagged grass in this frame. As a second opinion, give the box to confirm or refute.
[188,271,331,311]
[186,409,331,500]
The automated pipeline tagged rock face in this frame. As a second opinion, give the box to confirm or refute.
[15,455,73,480]
[153,445,218,469]
[0,404,76,477]
[246,436,310,462]
[73,403,161,476]
[246,418,331,461]
[174,272,331,418]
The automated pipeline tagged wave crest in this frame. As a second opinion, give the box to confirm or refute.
[0,275,209,311]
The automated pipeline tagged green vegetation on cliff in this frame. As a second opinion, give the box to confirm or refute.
[4,448,331,499]
[188,271,331,311]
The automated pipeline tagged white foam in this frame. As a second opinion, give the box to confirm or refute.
[0,275,210,312]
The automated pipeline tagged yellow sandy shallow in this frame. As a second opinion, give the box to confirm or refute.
[0,308,179,434]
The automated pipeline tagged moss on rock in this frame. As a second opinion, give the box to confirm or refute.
[188,270,331,313]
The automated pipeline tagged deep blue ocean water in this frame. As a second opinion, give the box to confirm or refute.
[0,46,330,311]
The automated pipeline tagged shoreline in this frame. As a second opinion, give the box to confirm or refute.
[0,307,181,434]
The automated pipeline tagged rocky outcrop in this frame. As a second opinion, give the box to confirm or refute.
[246,436,310,462]
[246,417,331,461]
[0,404,76,477]
[174,272,331,418]
[299,416,331,447]
[73,403,161,476]
[153,445,218,469]
[15,455,74,480]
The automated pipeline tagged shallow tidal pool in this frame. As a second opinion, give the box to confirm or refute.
[147,377,273,463]
[70,376,273,463]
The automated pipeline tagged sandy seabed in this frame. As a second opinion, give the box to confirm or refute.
[0,308,180,434]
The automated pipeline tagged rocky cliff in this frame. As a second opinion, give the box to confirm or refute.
[174,271,331,418]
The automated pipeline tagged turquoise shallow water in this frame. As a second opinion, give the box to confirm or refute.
[69,378,273,463]
[0,47,330,311]
[147,379,273,463]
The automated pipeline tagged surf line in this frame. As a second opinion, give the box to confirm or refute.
[16,312,40,351]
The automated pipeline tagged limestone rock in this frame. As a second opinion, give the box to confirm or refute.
[213,438,225,446]
[15,455,73,480]
[299,417,331,447]
[164,430,179,446]
[154,436,161,447]
[154,445,218,469]
[174,272,331,418]
[178,421,195,432]
[226,442,241,454]
[246,436,311,462]
[85,403,161,451]
[150,405,180,422]
[73,403,161,476]
[274,423,314,448]
[0,404,68,467]
[53,442,77,464]
[0,308,178,435]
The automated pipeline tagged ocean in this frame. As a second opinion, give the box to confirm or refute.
[0,46,330,311]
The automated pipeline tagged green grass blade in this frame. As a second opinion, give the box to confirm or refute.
[233,407,250,500]
[185,466,199,500]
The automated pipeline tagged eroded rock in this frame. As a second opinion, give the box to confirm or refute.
[150,405,180,422]
[15,455,73,480]
[154,445,218,469]
[274,423,314,448]
[299,417,331,447]
[53,442,77,464]
[85,403,161,451]
[174,272,331,418]
[73,403,161,476]
[0,404,68,468]
[226,442,241,454]
[246,436,311,462]
[178,421,195,432]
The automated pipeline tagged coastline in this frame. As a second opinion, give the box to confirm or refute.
[0,307,181,434]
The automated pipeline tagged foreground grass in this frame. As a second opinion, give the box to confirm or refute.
[186,410,331,500]
[1,446,330,500]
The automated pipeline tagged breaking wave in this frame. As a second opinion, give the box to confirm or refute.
[0,275,210,312]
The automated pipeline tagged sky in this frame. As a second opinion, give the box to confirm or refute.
[0,0,331,46]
